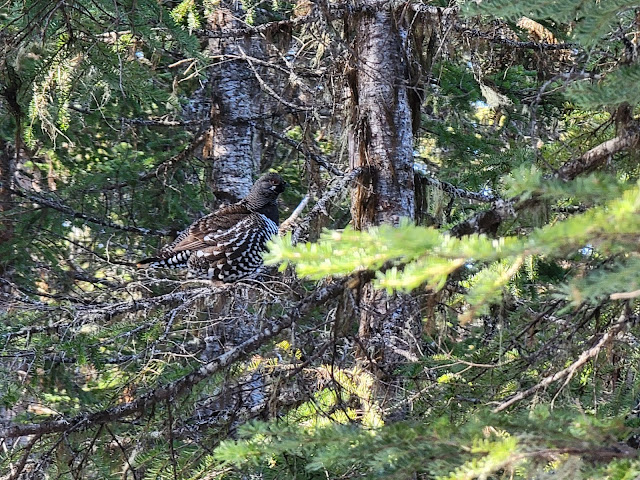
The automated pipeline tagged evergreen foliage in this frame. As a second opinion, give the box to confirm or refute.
[2,0,640,478]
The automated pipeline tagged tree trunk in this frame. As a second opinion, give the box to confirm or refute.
[0,140,13,245]
[205,3,262,203]
[347,6,422,384]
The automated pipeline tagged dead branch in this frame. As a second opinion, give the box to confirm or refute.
[415,171,499,203]
[455,25,577,51]
[254,123,344,176]
[280,195,310,233]
[556,131,640,181]
[73,286,213,321]
[291,168,362,244]
[493,308,630,412]
[0,278,347,440]
[1,434,40,480]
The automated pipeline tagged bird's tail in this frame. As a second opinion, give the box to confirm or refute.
[136,251,191,269]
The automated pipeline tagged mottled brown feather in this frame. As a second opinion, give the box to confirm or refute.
[136,173,286,281]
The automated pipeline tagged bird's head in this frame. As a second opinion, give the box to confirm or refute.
[246,172,286,211]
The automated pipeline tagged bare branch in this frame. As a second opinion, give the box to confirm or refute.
[291,168,362,244]
[73,287,212,321]
[556,131,640,181]
[254,123,344,176]
[0,279,347,440]
[279,194,310,232]
[415,171,499,203]
[493,309,630,412]
[455,25,578,51]
[199,13,319,39]
[7,186,169,236]
[2,434,40,480]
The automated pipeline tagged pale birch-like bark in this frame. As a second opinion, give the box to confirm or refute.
[347,6,422,381]
[206,4,262,203]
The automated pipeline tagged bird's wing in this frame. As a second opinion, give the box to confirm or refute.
[164,204,251,254]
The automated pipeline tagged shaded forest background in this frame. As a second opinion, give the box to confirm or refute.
[2,0,640,478]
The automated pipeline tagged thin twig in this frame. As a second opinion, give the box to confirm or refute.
[0,279,347,439]
[6,185,168,236]
[493,308,630,412]
[255,123,344,176]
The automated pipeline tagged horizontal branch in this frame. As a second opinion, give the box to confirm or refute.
[455,25,577,51]
[0,279,347,439]
[197,2,458,38]
[69,105,203,128]
[73,287,213,321]
[199,13,317,39]
[415,171,499,203]
[7,186,168,236]
[1,320,71,340]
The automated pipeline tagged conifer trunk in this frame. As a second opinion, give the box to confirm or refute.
[0,139,14,249]
[206,3,262,202]
[347,6,422,383]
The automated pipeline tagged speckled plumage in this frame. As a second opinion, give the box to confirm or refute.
[137,173,285,282]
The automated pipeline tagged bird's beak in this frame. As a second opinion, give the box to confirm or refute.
[271,182,286,193]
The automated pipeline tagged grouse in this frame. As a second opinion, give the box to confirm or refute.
[137,172,286,282]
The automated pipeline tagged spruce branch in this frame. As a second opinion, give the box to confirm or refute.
[0,279,347,440]
[450,129,640,236]
[494,308,631,412]
[6,185,169,236]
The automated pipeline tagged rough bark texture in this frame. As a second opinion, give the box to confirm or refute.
[347,6,422,383]
[206,4,262,203]
[0,139,13,248]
